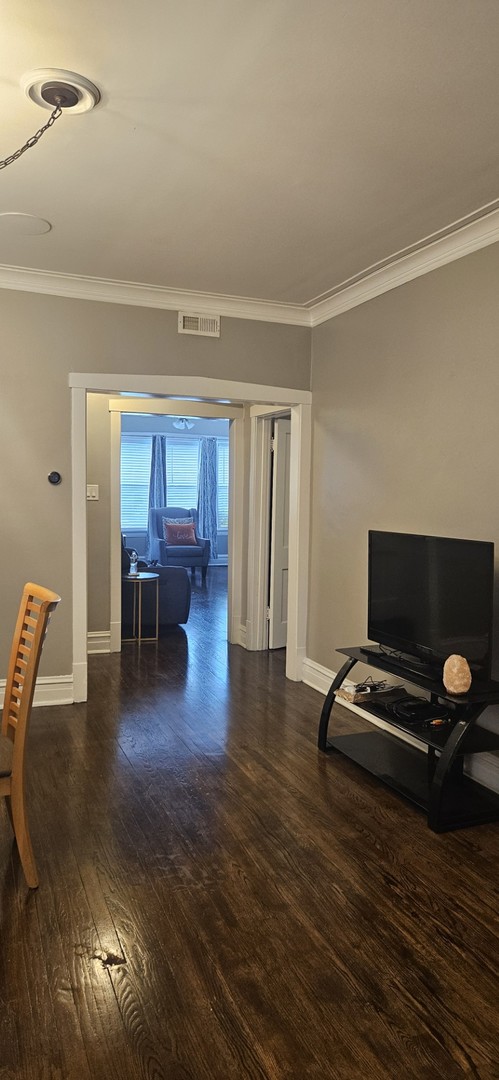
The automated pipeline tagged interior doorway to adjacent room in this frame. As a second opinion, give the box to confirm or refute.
[74,373,312,703]
[119,409,231,646]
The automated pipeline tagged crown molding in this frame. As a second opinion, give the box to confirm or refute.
[0,263,310,327]
[1,205,499,328]
[308,206,499,326]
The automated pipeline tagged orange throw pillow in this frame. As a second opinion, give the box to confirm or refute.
[165,522,197,546]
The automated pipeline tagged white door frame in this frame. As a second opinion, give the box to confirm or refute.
[246,414,273,651]
[246,404,311,679]
[70,373,312,701]
[268,416,292,650]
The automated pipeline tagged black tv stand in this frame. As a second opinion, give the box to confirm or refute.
[318,646,499,832]
[360,645,448,683]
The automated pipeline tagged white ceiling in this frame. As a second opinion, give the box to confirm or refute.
[2,1,499,309]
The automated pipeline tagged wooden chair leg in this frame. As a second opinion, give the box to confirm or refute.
[10,780,39,889]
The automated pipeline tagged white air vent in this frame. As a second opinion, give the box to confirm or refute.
[178,311,221,337]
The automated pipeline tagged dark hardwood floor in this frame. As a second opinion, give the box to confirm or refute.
[2,566,499,1078]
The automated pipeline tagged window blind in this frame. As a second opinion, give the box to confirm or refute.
[121,433,230,531]
[121,434,152,529]
[217,439,229,529]
[165,437,199,507]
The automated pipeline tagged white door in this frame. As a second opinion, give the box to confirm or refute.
[268,417,291,649]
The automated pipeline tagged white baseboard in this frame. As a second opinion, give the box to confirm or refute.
[302,657,335,695]
[239,623,247,648]
[87,630,111,654]
[0,674,73,708]
[303,656,499,794]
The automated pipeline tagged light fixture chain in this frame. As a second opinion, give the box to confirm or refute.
[0,106,62,171]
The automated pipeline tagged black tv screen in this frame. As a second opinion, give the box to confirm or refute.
[368,531,494,678]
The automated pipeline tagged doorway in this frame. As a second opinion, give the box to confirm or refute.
[108,397,243,655]
[119,410,231,645]
[72,373,312,701]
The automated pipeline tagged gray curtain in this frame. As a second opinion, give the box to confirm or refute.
[147,435,167,558]
[197,437,218,559]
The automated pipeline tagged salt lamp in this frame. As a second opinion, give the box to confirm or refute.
[443,654,472,695]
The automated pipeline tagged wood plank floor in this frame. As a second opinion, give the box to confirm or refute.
[2,567,499,1078]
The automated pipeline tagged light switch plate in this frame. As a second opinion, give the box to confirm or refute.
[87,484,99,501]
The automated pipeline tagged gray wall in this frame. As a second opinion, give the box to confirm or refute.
[309,241,499,679]
[6,240,497,687]
[0,290,310,678]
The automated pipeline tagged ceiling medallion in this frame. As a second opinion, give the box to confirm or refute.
[1,69,100,172]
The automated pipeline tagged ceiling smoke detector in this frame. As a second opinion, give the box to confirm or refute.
[21,69,101,114]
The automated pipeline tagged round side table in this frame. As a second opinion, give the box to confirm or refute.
[122,572,159,643]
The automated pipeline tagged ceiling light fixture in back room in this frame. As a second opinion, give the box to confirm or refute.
[172,418,195,431]
[1,68,101,172]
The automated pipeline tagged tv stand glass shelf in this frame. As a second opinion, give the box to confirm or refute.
[318,646,499,832]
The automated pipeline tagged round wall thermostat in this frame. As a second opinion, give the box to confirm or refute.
[48,471,62,485]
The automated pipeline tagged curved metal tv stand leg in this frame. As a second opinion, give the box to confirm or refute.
[428,706,482,832]
[318,658,358,752]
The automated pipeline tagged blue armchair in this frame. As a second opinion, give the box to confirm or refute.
[148,506,211,582]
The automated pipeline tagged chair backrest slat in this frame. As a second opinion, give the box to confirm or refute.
[1,583,60,889]
[2,583,61,747]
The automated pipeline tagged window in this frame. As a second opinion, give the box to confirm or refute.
[121,432,230,531]
[217,439,229,529]
[121,435,152,529]
[166,437,199,507]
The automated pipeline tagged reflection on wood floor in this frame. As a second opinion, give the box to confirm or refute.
[2,563,499,1078]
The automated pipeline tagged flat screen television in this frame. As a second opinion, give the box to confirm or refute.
[368,531,494,680]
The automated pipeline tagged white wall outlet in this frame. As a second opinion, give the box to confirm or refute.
[86,484,99,501]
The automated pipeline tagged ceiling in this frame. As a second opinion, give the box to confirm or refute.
[2,1,499,311]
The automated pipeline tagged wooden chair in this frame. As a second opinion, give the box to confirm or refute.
[0,583,61,888]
